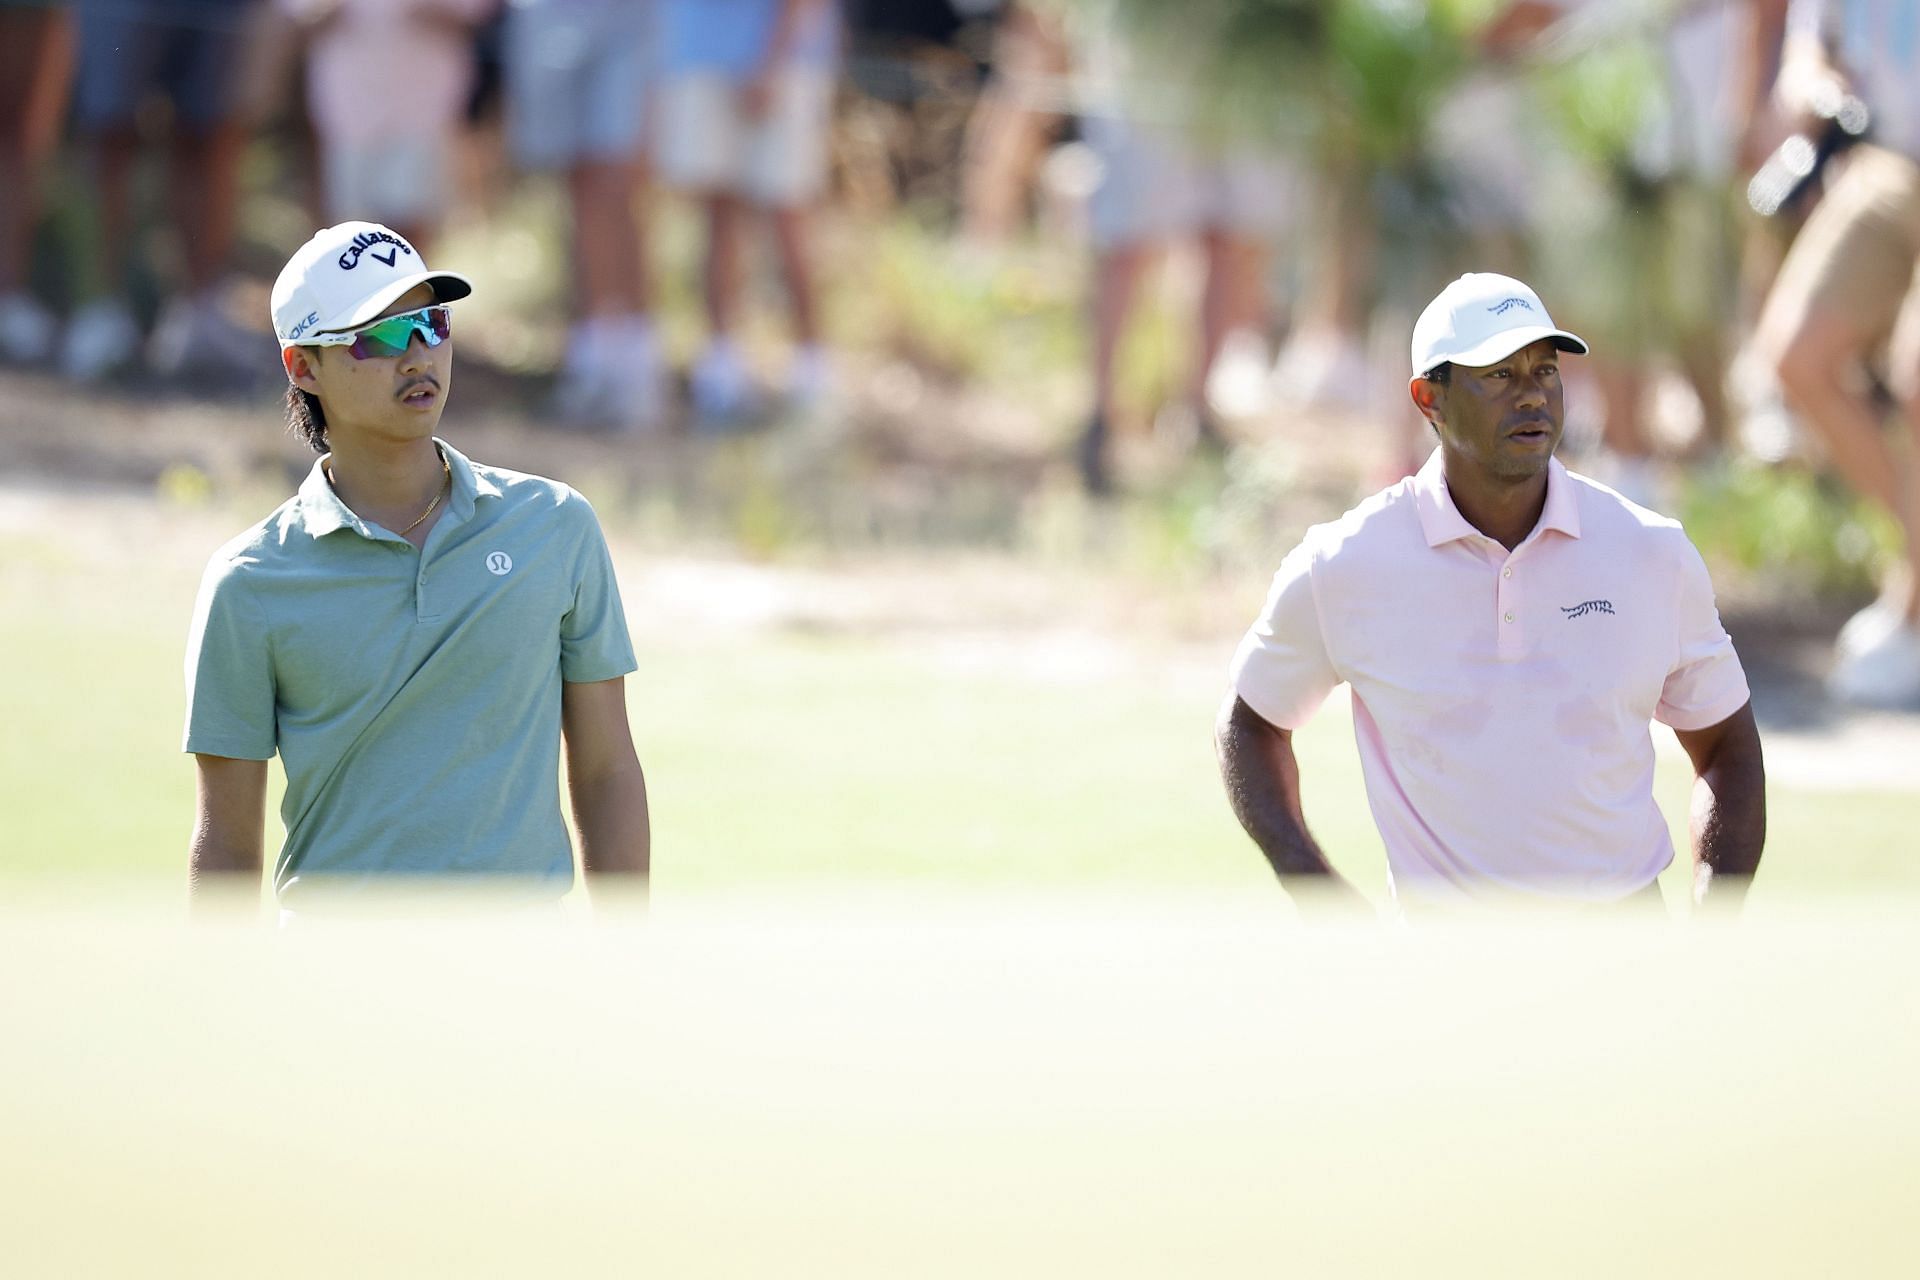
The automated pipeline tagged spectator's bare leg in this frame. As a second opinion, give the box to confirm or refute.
[1196,229,1265,418]
[1595,360,1653,458]
[705,192,745,339]
[1773,302,1919,618]
[768,204,819,347]
[1676,326,1731,455]
[91,126,141,293]
[0,6,74,295]
[570,160,648,318]
[1078,242,1153,491]
[958,5,1067,244]
[170,124,244,294]
[1092,242,1152,421]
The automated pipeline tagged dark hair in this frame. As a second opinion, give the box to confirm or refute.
[287,383,328,454]
[1422,362,1452,385]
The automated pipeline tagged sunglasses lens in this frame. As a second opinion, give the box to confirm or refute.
[346,307,451,359]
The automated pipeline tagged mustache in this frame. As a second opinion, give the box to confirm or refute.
[398,375,441,395]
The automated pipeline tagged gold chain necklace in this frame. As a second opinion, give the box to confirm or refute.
[325,449,451,537]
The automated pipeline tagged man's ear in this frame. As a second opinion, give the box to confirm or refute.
[1408,375,1443,429]
[284,345,322,394]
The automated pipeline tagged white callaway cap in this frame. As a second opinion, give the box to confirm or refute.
[1410,272,1588,377]
[270,221,473,348]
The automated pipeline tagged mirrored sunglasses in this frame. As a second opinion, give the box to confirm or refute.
[309,305,452,360]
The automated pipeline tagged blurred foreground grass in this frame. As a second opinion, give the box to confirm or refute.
[5,905,1919,1277]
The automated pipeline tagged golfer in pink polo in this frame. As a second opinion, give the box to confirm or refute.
[1218,273,1766,912]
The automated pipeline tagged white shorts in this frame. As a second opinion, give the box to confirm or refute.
[505,0,656,170]
[654,68,833,207]
[323,135,450,227]
[1083,115,1293,250]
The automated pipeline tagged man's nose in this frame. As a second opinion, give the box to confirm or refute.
[1514,369,1548,409]
[398,330,432,373]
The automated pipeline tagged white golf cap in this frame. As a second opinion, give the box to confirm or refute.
[270,221,472,348]
[1410,272,1588,377]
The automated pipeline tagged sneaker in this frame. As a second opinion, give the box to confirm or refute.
[551,319,614,425]
[0,292,56,363]
[61,298,141,382]
[1205,327,1272,420]
[148,290,263,380]
[604,315,666,433]
[1077,413,1113,497]
[690,340,757,428]
[1837,597,1903,655]
[1271,328,1371,411]
[1830,618,1920,708]
[786,343,833,414]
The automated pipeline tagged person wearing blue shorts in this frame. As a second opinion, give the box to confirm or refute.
[65,0,263,382]
[505,0,665,431]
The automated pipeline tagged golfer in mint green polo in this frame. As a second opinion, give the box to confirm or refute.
[185,222,650,912]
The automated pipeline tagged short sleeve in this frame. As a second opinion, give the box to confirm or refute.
[560,499,638,684]
[183,558,278,759]
[1229,540,1342,730]
[1655,538,1751,730]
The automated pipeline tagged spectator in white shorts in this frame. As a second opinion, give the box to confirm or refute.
[656,0,839,424]
[1069,7,1292,494]
[279,0,495,248]
[505,0,665,431]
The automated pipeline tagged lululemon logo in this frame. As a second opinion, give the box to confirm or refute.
[485,551,513,576]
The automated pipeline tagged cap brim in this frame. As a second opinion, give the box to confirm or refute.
[327,270,475,334]
[1424,325,1588,374]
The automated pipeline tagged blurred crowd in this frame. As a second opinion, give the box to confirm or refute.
[3,0,1920,701]
[0,0,851,428]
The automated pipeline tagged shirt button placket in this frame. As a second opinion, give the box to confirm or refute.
[1497,556,1519,660]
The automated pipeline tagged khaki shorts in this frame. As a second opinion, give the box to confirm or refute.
[1761,144,1920,371]
[323,134,450,227]
[654,68,832,207]
[1081,114,1294,250]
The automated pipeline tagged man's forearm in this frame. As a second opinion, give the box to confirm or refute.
[571,766,651,881]
[1691,754,1766,907]
[1216,699,1356,894]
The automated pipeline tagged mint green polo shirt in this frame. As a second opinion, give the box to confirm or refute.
[183,440,636,905]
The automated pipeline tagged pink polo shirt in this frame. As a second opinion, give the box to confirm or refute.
[1230,450,1751,905]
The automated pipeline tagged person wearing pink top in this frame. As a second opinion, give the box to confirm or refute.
[1218,273,1766,915]
[280,0,499,251]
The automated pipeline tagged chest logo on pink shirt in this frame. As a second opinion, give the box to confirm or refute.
[1560,599,1615,619]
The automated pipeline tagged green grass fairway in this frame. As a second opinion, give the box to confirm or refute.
[4,491,1915,908]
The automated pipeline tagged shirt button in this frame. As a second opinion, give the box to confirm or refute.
[1503,611,1515,623]
[1502,567,1512,579]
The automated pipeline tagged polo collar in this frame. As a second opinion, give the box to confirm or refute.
[1411,447,1582,549]
[296,437,498,541]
